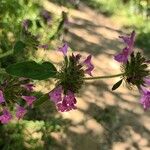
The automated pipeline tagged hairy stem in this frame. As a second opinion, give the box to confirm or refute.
[84,73,124,80]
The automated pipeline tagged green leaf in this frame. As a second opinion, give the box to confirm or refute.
[14,41,26,54]
[6,61,57,80]
[112,79,122,91]
[34,93,49,107]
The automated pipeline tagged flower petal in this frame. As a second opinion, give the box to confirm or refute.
[21,96,36,107]
[0,109,12,124]
[0,90,5,104]
[140,88,150,110]
[58,43,68,56]
[83,55,94,76]
[16,105,27,119]
[115,31,135,63]
[49,86,62,103]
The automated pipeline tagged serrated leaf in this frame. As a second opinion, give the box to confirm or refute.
[112,79,123,91]
[14,41,26,54]
[6,61,57,80]
[34,93,49,107]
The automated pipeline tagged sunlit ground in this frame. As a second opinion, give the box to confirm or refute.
[31,1,150,150]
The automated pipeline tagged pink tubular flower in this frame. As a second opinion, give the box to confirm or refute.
[21,96,36,107]
[16,105,27,119]
[58,43,68,56]
[119,30,135,52]
[0,109,12,124]
[140,87,150,110]
[114,31,135,63]
[56,103,67,112]
[57,91,77,112]
[41,10,51,23]
[143,77,150,86]
[21,83,35,92]
[83,55,94,76]
[49,87,77,112]
[22,19,30,31]
[49,86,62,103]
[114,47,129,63]
[0,90,5,104]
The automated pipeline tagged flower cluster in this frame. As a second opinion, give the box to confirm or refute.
[140,85,150,110]
[114,31,135,63]
[49,43,94,112]
[114,31,150,110]
[0,79,36,124]
[41,10,51,24]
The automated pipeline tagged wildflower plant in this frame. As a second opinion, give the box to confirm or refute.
[112,31,150,110]
[0,14,150,124]
[49,44,94,111]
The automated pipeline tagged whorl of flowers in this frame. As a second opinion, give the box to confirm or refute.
[0,78,36,124]
[49,43,94,112]
[114,31,150,110]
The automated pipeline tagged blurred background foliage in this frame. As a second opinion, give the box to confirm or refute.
[0,0,68,67]
[49,0,150,52]
[80,0,150,52]
[0,0,70,149]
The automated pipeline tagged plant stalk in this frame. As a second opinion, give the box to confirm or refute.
[84,73,124,80]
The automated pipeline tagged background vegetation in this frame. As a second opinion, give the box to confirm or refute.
[80,0,150,52]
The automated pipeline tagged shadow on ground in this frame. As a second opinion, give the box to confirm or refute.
[38,1,150,150]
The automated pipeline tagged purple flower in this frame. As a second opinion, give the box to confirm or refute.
[49,87,77,112]
[114,31,135,63]
[140,87,150,110]
[21,96,36,107]
[119,30,135,52]
[21,83,35,92]
[0,109,12,124]
[49,86,62,103]
[0,90,5,104]
[114,47,129,63]
[22,19,30,31]
[58,43,68,56]
[63,90,77,105]
[85,66,94,76]
[56,103,68,112]
[57,91,77,112]
[144,77,150,86]
[83,55,94,76]
[41,10,51,23]
[16,105,27,119]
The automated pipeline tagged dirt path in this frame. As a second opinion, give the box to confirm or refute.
[41,1,150,150]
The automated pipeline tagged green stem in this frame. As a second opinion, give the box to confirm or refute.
[84,73,124,80]
[0,50,14,59]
